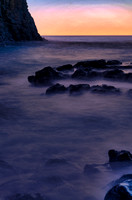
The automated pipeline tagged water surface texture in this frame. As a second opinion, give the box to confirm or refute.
[0,36,132,200]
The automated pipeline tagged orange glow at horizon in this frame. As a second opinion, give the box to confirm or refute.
[30,5,132,35]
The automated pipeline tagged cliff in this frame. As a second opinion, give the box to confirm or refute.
[0,0,43,42]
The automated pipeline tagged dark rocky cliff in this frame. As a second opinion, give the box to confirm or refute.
[0,0,43,42]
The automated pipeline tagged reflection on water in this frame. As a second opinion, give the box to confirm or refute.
[0,37,132,199]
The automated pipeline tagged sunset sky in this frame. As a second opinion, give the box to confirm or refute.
[28,0,132,35]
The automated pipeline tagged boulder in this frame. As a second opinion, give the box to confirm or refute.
[28,67,63,85]
[108,149,132,162]
[56,64,73,71]
[103,69,124,79]
[68,84,90,94]
[90,85,121,94]
[104,175,132,200]
[46,83,67,95]
[106,60,122,65]
[71,69,87,79]
[74,59,107,69]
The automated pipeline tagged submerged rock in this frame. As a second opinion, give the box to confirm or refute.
[28,67,63,85]
[84,164,100,175]
[108,149,132,162]
[0,0,43,42]
[104,175,132,200]
[56,64,73,71]
[103,69,124,79]
[46,83,67,95]
[90,85,121,94]
[68,84,90,94]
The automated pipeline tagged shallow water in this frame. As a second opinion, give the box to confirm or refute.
[0,36,132,200]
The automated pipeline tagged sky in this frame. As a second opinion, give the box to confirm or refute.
[27,0,132,35]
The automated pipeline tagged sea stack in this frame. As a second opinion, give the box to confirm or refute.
[0,0,43,42]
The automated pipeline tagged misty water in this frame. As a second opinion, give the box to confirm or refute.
[0,36,132,200]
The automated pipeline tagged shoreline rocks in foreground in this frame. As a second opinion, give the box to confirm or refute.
[104,174,132,200]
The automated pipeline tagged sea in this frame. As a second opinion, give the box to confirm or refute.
[0,36,132,200]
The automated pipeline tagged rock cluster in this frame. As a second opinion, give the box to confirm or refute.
[0,0,42,42]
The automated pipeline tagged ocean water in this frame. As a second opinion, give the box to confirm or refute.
[0,36,132,200]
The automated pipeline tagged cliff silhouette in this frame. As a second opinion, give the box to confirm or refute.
[0,0,43,42]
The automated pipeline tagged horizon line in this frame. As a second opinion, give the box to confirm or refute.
[42,35,132,37]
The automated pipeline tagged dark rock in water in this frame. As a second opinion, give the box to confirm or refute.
[72,68,101,79]
[74,59,107,69]
[108,149,132,162]
[104,175,132,200]
[103,69,124,79]
[46,83,67,95]
[28,67,63,85]
[0,0,43,42]
[56,64,73,71]
[106,60,122,65]
[72,69,87,79]
[124,73,132,82]
[68,84,90,94]
[90,85,121,94]
[6,193,46,200]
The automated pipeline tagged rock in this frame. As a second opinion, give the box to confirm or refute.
[90,85,121,94]
[104,175,132,200]
[56,64,73,71]
[74,59,107,69]
[106,60,122,65]
[6,193,46,200]
[72,69,101,79]
[68,84,90,94]
[28,67,62,85]
[46,83,67,95]
[71,69,87,79]
[0,0,43,43]
[108,149,132,162]
[103,69,124,79]
[124,73,132,82]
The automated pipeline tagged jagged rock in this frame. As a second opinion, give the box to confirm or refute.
[56,64,73,71]
[124,73,132,82]
[0,0,43,42]
[28,67,62,85]
[74,59,107,69]
[90,85,121,94]
[106,60,122,65]
[103,69,124,79]
[46,83,67,95]
[68,84,90,94]
[104,175,132,200]
[108,149,132,162]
